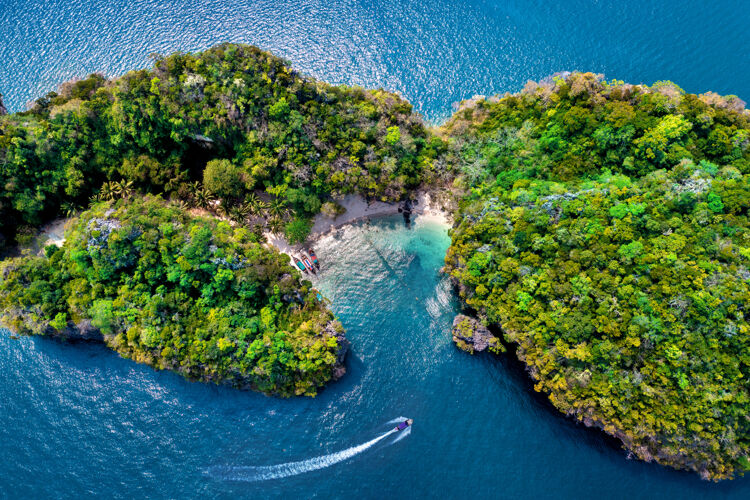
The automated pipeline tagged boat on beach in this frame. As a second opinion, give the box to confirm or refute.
[302,256,316,274]
[293,256,307,273]
[308,248,320,268]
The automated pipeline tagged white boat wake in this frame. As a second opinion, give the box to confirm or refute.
[391,426,411,443]
[208,425,405,482]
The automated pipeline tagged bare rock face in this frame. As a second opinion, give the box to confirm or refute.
[0,93,6,115]
[451,314,498,354]
[46,319,104,342]
[324,320,350,380]
[332,333,350,380]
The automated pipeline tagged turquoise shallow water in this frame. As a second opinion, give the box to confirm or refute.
[1,0,749,120]
[1,215,748,498]
[2,2,750,494]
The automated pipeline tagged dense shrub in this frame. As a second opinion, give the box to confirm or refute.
[444,73,750,479]
[0,197,345,396]
[0,43,445,245]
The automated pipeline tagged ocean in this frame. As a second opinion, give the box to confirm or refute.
[2,1,750,497]
[1,0,749,122]
[1,215,747,498]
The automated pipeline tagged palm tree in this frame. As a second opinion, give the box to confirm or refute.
[228,203,251,223]
[246,193,274,217]
[114,180,134,199]
[216,200,231,219]
[99,181,117,201]
[269,199,288,219]
[267,216,284,233]
[241,202,252,217]
[173,199,190,211]
[256,199,270,215]
[245,192,260,214]
[185,180,202,199]
[61,202,80,218]
[194,189,211,209]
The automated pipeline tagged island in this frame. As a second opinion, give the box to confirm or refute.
[442,74,750,480]
[0,44,748,480]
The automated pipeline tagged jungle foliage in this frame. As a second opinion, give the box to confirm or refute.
[0,43,446,245]
[0,197,344,396]
[444,73,750,479]
[3,46,750,478]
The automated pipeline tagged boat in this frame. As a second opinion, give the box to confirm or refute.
[308,248,320,268]
[293,256,307,273]
[303,256,316,274]
[394,419,413,431]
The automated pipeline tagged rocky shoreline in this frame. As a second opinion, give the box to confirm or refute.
[3,310,350,395]
[451,314,499,354]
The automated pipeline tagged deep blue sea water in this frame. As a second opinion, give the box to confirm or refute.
[2,1,750,497]
[1,0,749,121]
[1,215,748,498]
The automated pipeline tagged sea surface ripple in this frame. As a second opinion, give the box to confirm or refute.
[1,0,749,121]
[1,215,747,498]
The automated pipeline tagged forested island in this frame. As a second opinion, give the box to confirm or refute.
[0,44,439,396]
[1,44,749,479]
[442,75,750,480]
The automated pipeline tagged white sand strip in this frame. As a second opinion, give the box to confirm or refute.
[263,191,451,262]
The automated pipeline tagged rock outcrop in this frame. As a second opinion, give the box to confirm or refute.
[325,320,350,380]
[42,319,105,342]
[451,314,500,354]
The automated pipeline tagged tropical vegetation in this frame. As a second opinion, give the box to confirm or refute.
[444,73,750,479]
[0,197,345,396]
[2,47,750,479]
[0,43,445,247]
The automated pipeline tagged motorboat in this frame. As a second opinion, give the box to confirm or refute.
[394,419,413,431]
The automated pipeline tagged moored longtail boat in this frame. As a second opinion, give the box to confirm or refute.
[308,248,320,268]
[293,256,307,273]
[303,256,316,274]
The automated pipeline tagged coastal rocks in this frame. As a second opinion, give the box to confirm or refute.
[324,320,350,380]
[398,198,414,226]
[47,319,105,342]
[451,314,500,354]
[0,308,101,343]
[0,93,6,115]
[332,333,350,380]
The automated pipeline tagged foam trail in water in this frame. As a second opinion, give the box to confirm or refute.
[386,416,408,424]
[391,426,411,443]
[209,429,397,482]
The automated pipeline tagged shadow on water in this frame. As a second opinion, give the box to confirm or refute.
[448,296,628,457]
[471,342,748,495]
[475,346,627,455]
[326,349,366,396]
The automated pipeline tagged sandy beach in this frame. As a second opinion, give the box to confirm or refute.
[263,191,452,258]
[33,193,451,265]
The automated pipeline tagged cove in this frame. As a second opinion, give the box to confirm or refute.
[1,214,747,498]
